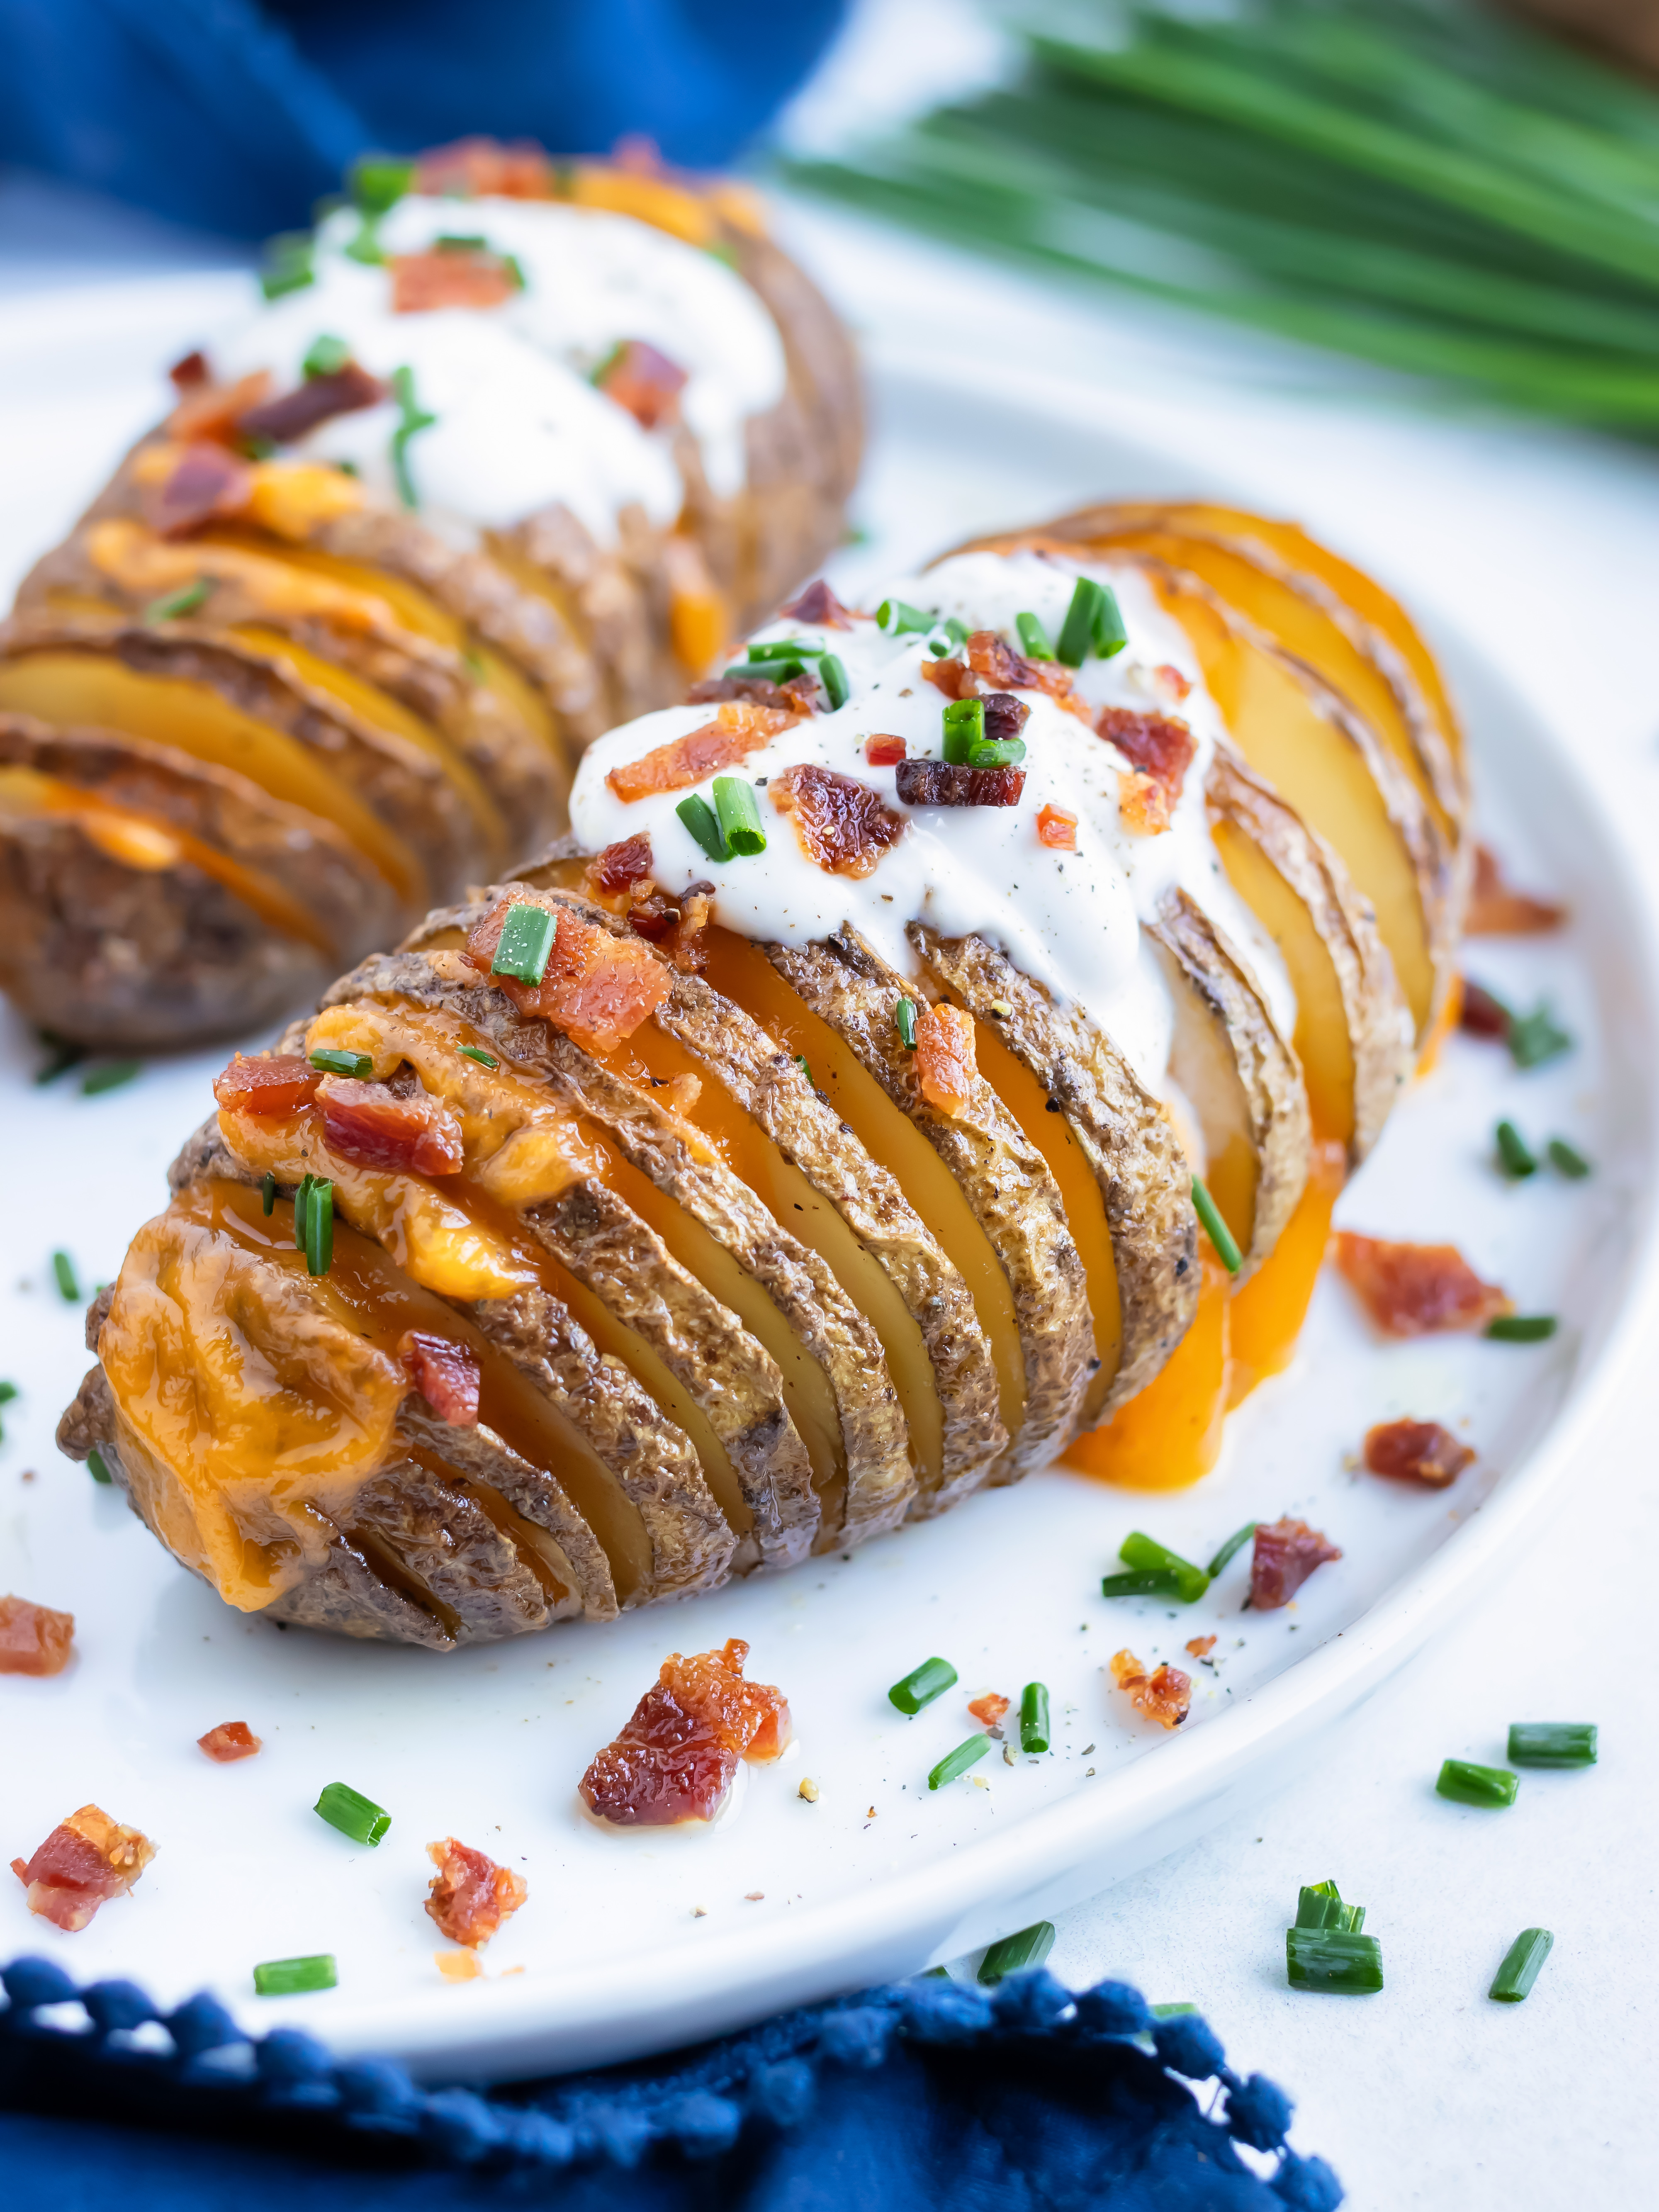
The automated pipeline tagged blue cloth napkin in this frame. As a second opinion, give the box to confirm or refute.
[0,0,847,237]
[0,1952,1341,2210]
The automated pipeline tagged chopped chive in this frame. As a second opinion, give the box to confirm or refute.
[1100,1568,1186,1599]
[302,333,351,379]
[308,1048,374,1080]
[459,1046,499,1071]
[253,1953,338,1998]
[929,1735,990,1790]
[389,364,436,509]
[819,652,850,709]
[1206,1521,1257,1579]
[34,1034,84,1085]
[589,339,627,388]
[968,736,1028,768]
[889,1656,958,1714]
[1495,1119,1537,1178]
[793,1054,815,1087]
[304,1179,334,1278]
[1149,2003,1197,2019]
[1507,1723,1596,1767]
[932,616,970,650]
[979,1921,1056,1983]
[676,792,730,863]
[1119,1531,1209,1602]
[1295,1881,1364,1934]
[895,997,919,1050]
[1015,611,1055,660]
[713,776,766,857]
[51,1251,79,1303]
[1489,1928,1553,2003]
[1286,1927,1383,1994]
[80,1061,141,1095]
[1019,1681,1051,1753]
[314,1780,389,1846]
[343,214,385,266]
[239,433,277,461]
[1547,1137,1592,1179]
[143,579,210,625]
[1485,1314,1557,1342]
[941,696,985,763]
[1092,584,1128,659]
[87,1449,112,1486]
[1190,1176,1242,1273]
[293,1173,314,1253]
[0,1382,17,1405]
[350,155,416,213]
[490,903,557,986]
[731,656,808,684]
[260,234,314,300]
[1056,576,1106,666]
[1507,1004,1572,1069]
[261,1171,277,1217]
[1436,1757,1519,1808]
[877,599,936,635]
[434,232,489,252]
[746,638,824,663]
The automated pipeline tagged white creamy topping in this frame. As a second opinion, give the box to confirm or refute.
[211,195,787,547]
[571,549,1295,1091]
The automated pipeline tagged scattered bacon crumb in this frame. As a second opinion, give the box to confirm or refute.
[1250,1518,1342,1611]
[596,340,688,430]
[778,579,856,629]
[1099,706,1195,817]
[436,1947,483,1981]
[915,1002,978,1116]
[771,763,905,879]
[318,1075,465,1177]
[686,673,806,713]
[968,1692,1010,1728]
[982,693,1030,747]
[964,629,1081,711]
[168,350,209,392]
[391,249,519,314]
[579,1638,790,1828]
[145,442,253,537]
[1333,1232,1512,1338]
[197,1721,262,1763]
[1118,768,1170,836]
[865,734,906,767]
[426,1836,528,1947]
[416,138,557,200]
[1036,803,1078,852]
[1467,844,1566,936]
[1156,663,1192,703]
[1185,1636,1216,1659]
[466,895,672,1052]
[895,759,1025,809]
[214,1052,320,1119]
[165,372,272,445]
[11,1805,155,1932]
[920,653,977,702]
[586,833,655,904]
[1362,1418,1475,1489]
[0,1594,75,1677]
[399,1331,482,1426]
[1110,1650,1191,1730]
[606,701,794,803]
[1459,979,1511,1038]
[238,363,387,446]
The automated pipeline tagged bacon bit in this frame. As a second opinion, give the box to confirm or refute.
[865,734,906,767]
[1362,1418,1475,1489]
[586,833,655,904]
[166,371,272,445]
[1098,706,1195,815]
[11,1805,155,1932]
[425,1836,528,1947]
[0,1594,75,1677]
[1467,844,1567,936]
[964,629,1079,710]
[238,363,387,447]
[920,654,976,702]
[1185,1636,1217,1658]
[596,340,688,430]
[1109,1650,1192,1730]
[197,1721,262,1762]
[1036,803,1078,852]
[465,895,672,1052]
[685,672,815,715]
[416,138,556,200]
[915,1002,977,1116]
[1333,1232,1512,1338]
[968,1692,1010,1728]
[213,1051,320,1118]
[145,443,253,538]
[1459,979,1511,1038]
[982,693,1031,746]
[318,1075,465,1177]
[1156,663,1192,703]
[579,1638,791,1827]
[1118,768,1170,837]
[771,763,905,880]
[778,579,856,629]
[399,1331,482,1426]
[1250,1518,1342,1611]
[606,701,794,804]
[895,760,1026,809]
[391,249,519,314]
[168,350,209,392]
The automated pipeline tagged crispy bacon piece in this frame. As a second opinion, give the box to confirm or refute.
[391,249,518,314]
[416,137,556,199]
[1362,1418,1475,1489]
[197,1721,262,1762]
[399,1330,482,1426]
[425,1837,528,1947]
[915,1002,977,1116]
[964,629,1080,709]
[1118,768,1170,837]
[968,1692,1010,1728]
[597,339,688,430]
[213,1051,320,1118]
[238,363,387,446]
[1467,844,1566,936]
[895,759,1026,809]
[1098,706,1195,814]
[771,763,905,879]
[685,673,801,713]
[1333,1232,1512,1338]
[779,579,856,629]
[1460,980,1510,1038]
[317,1075,465,1177]
[1036,803,1078,851]
[0,1594,75,1677]
[168,349,210,392]
[586,833,655,904]
[466,895,672,1052]
[1185,1636,1217,1658]
[579,1638,790,1827]
[982,693,1030,746]
[1156,663,1192,703]
[1250,1518,1342,1611]
[920,654,976,702]
[606,701,793,804]
[145,443,253,538]
[11,1805,155,1932]
[628,881,713,973]
[1109,1650,1192,1730]
[166,372,272,445]
[865,734,906,767]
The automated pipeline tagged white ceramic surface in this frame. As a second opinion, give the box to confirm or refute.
[2,278,1655,2085]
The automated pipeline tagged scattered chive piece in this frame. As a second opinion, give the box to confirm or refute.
[302,333,351,379]
[747,638,823,663]
[819,652,850,709]
[888,1656,958,1714]
[1019,1681,1051,1753]
[34,1034,84,1085]
[261,1171,277,1217]
[1190,1175,1242,1274]
[51,1251,79,1303]
[877,599,935,635]
[676,792,730,864]
[941,696,985,763]
[895,997,919,1050]
[1015,611,1055,660]
[713,776,767,856]
[260,234,314,299]
[1507,1004,1572,1069]
[1507,1723,1596,1768]
[1489,1928,1553,2003]
[314,1781,390,1846]
[1436,1757,1519,1808]
[1100,1567,1186,1600]
[1206,1521,1257,1579]
[1118,1531,1209,1603]
[968,735,1028,769]
[80,1061,141,1096]
[979,1921,1056,1984]
[731,655,807,684]
[939,616,970,648]
[303,1179,334,1278]
[490,903,557,986]
[1149,2003,1197,2019]
[434,232,489,252]
[294,1173,314,1254]
[389,364,436,509]
[1092,584,1128,659]
[308,1048,374,1080]
[343,214,385,266]
[1495,1119,1537,1178]
[1056,576,1111,666]
[793,1054,815,1087]
[350,155,416,213]
[240,433,277,461]
[143,578,210,625]
[253,1953,338,1998]
[928,1735,990,1791]
[87,1449,112,1486]
[1295,1881,1365,1934]
[1485,1314,1557,1342]
[0,1382,16,1404]
[1547,1137,1592,1179]
[459,1046,499,1071]
[1286,1927,1383,1994]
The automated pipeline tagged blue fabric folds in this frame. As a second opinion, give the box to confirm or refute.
[0,1952,1342,2210]
[0,0,848,238]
